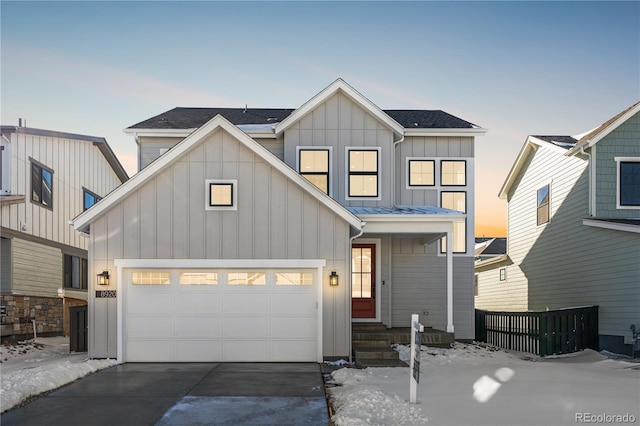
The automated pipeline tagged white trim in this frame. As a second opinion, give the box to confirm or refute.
[345,146,382,201]
[350,238,382,323]
[296,146,333,197]
[583,219,640,233]
[614,157,640,210]
[123,128,195,137]
[205,179,238,211]
[404,128,487,137]
[275,79,404,136]
[73,115,362,233]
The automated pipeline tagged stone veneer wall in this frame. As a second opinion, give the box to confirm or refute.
[0,295,64,340]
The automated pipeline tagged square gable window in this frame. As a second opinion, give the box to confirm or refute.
[206,179,237,210]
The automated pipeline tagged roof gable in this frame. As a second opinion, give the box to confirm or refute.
[274,79,404,137]
[73,115,362,233]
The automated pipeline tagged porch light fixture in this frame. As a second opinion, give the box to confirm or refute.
[97,271,110,286]
[329,271,339,286]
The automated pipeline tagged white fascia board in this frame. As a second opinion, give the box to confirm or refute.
[275,78,404,137]
[582,219,640,234]
[122,128,195,137]
[567,102,640,156]
[73,114,362,233]
[362,220,454,234]
[357,213,465,222]
[114,259,327,268]
[404,128,488,137]
[243,130,277,139]
[474,254,509,270]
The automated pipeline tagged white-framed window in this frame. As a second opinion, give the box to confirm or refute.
[407,158,435,187]
[537,184,550,225]
[346,147,380,199]
[500,268,506,281]
[441,160,466,186]
[615,157,640,209]
[205,179,237,211]
[440,191,466,253]
[297,147,331,195]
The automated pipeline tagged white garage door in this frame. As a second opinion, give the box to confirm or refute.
[123,268,319,362]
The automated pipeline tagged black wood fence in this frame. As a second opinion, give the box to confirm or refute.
[475,306,598,356]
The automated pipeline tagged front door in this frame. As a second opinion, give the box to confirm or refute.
[352,244,375,318]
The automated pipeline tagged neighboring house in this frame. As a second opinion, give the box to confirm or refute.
[475,102,640,355]
[72,79,486,362]
[0,125,128,342]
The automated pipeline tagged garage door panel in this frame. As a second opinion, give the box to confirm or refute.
[223,293,269,314]
[176,341,222,361]
[128,340,175,362]
[128,292,174,314]
[224,340,269,361]
[271,293,316,315]
[223,316,269,338]
[128,316,174,338]
[270,316,316,338]
[176,293,222,315]
[271,340,316,361]
[176,316,222,338]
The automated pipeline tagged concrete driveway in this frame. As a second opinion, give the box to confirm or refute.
[1,362,329,426]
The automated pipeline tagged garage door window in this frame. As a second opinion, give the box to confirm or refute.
[275,272,313,286]
[179,272,218,285]
[132,272,170,285]
[228,272,266,286]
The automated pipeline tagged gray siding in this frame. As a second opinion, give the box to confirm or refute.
[283,92,395,207]
[11,238,62,297]
[138,136,183,170]
[90,128,352,358]
[594,111,640,218]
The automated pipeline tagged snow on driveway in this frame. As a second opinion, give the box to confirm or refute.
[328,343,640,426]
[1,337,115,413]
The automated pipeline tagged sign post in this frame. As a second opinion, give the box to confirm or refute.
[409,313,424,404]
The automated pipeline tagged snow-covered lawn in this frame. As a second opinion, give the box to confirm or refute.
[328,343,640,426]
[0,337,115,413]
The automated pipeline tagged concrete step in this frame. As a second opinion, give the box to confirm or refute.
[352,323,387,332]
[356,358,408,368]
[352,332,393,343]
[352,339,390,348]
[353,346,401,360]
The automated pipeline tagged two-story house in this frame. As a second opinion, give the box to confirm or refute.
[1,124,128,345]
[71,79,486,362]
[475,102,640,355]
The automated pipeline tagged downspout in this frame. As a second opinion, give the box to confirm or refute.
[348,223,366,363]
[580,146,594,216]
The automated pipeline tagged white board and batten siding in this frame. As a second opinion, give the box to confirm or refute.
[90,127,352,360]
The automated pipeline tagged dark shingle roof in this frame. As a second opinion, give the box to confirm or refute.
[127,107,477,130]
[532,135,578,149]
[482,238,507,255]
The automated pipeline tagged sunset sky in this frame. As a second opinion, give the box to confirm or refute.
[2,1,638,237]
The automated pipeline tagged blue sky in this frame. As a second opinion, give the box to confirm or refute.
[2,1,638,235]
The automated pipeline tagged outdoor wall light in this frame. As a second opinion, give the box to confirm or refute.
[97,271,110,286]
[329,271,339,286]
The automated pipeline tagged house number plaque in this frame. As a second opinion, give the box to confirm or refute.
[96,290,117,298]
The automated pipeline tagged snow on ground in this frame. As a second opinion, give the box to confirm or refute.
[0,337,116,413]
[327,343,640,426]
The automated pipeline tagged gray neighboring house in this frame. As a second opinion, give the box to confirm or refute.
[475,102,640,355]
[72,79,487,362]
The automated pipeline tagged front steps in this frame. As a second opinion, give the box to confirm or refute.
[352,323,454,368]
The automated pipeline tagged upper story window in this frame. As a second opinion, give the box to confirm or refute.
[83,188,102,211]
[0,143,10,195]
[31,159,53,209]
[616,157,640,209]
[347,148,380,199]
[441,160,466,186]
[298,148,330,194]
[537,184,550,225]
[407,159,435,187]
[440,191,466,253]
[205,179,237,211]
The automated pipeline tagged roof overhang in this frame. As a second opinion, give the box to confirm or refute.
[357,213,463,234]
[404,128,487,137]
[582,219,640,233]
[122,128,195,138]
[274,78,405,137]
[474,254,511,271]
[74,114,362,234]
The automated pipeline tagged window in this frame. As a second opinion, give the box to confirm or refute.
[408,160,435,187]
[228,272,266,286]
[347,149,379,198]
[617,158,640,208]
[132,272,170,285]
[537,184,550,225]
[31,160,53,208]
[205,179,237,210]
[275,272,313,286]
[179,272,218,285]
[64,255,88,290]
[500,268,506,281]
[474,275,478,296]
[441,160,466,186]
[298,149,330,194]
[83,188,102,211]
[440,192,466,253]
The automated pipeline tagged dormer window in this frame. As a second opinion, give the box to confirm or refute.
[347,148,380,199]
